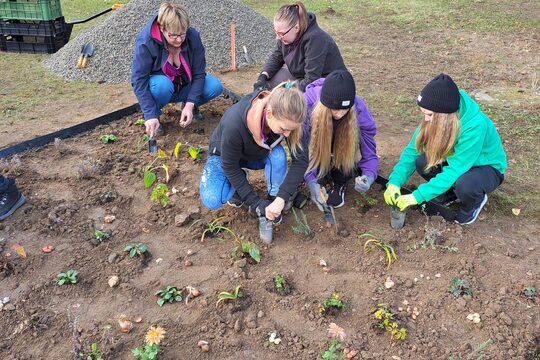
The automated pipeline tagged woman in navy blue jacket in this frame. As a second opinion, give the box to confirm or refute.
[131,2,223,136]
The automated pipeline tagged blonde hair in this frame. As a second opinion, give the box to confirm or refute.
[307,103,360,179]
[267,81,306,156]
[157,2,189,34]
[275,2,309,35]
[415,112,460,170]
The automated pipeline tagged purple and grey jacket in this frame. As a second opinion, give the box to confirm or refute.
[302,78,378,183]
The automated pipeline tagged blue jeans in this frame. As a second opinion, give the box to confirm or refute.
[149,74,223,115]
[199,145,288,210]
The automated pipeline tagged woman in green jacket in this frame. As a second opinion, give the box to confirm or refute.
[384,74,507,225]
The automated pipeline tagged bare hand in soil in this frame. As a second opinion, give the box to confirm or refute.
[179,103,194,128]
[265,197,285,220]
[145,118,159,136]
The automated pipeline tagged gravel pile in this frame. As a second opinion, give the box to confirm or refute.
[43,0,275,83]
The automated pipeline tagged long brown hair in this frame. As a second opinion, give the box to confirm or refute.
[307,103,360,179]
[274,2,309,35]
[267,82,306,157]
[415,112,460,170]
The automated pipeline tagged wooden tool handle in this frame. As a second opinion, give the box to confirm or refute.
[81,57,88,69]
[77,55,84,69]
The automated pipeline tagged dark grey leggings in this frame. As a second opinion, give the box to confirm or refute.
[415,153,504,211]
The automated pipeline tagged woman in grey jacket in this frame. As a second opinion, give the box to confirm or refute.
[253,1,346,92]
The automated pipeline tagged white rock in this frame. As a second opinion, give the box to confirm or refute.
[273,338,281,345]
[2,297,9,304]
[435,273,441,278]
[467,314,474,321]
[384,277,395,289]
[108,276,119,288]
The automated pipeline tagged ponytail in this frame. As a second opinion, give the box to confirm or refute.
[275,1,309,35]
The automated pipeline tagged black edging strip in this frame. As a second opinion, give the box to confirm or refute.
[0,86,243,159]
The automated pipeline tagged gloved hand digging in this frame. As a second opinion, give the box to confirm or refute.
[253,73,269,92]
[354,175,375,193]
[384,184,401,206]
[395,194,418,211]
[307,181,327,212]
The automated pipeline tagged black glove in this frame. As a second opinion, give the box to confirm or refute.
[250,198,271,217]
[253,74,269,92]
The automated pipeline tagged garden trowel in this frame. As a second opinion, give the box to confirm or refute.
[77,42,95,69]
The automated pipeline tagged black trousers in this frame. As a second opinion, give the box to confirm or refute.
[415,153,504,212]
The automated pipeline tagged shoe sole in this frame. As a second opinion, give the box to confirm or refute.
[0,194,26,221]
[458,194,488,225]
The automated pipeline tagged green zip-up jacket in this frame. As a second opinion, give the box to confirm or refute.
[388,90,507,203]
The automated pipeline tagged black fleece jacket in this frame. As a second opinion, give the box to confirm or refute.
[208,91,308,209]
[262,12,346,91]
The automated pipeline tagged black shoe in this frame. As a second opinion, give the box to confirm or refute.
[327,183,346,208]
[0,180,26,221]
[455,194,488,225]
[193,106,204,122]
[227,192,244,208]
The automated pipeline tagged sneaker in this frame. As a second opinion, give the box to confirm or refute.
[193,106,204,122]
[326,183,346,208]
[0,181,26,221]
[432,189,458,207]
[455,194,488,225]
[227,192,244,208]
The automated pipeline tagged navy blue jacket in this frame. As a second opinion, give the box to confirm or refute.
[131,14,207,120]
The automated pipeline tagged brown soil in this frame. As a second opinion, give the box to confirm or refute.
[0,96,539,360]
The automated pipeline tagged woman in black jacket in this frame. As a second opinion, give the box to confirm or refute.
[253,1,346,92]
[199,82,308,244]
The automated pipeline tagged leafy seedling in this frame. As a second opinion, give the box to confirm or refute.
[94,229,111,242]
[99,134,118,144]
[188,145,203,162]
[362,233,397,269]
[193,216,237,242]
[320,338,345,360]
[291,208,311,236]
[155,286,183,306]
[319,292,344,315]
[57,269,79,285]
[273,274,291,295]
[355,193,378,208]
[132,344,160,360]
[216,285,243,306]
[134,118,146,126]
[373,303,407,341]
[124,243,149,258]
[450,277,472,298]
[151,183,169,206]
[143,150,169,189]
[80,343,103,360]
[231,239,261,263]
[136,134,150,151]
[174,142,182,158]
[522,286,537,302]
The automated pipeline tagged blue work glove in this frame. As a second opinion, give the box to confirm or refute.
[354,175,375,193]
[307,181,327,212]
[395,194,418,211]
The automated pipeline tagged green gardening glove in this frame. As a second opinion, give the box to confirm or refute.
[395,194,418,211]
[384,184,401,206]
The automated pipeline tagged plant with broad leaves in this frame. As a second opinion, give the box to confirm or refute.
[134,118,146,126]
[188,145,203,162]
[273,274,287,294]
[124,243,149,258]
[155,286,183,306]
[99,134,118,144]
[57,269,79,285]
[132,344,160,360]
[231,239,261,263]
[319,338,345,360]
[174,142,182,158]
[319,292,344,315]
[143,149,169,189]
[94,229,111,242]
[151,183,169,206]
[216,285,243,306]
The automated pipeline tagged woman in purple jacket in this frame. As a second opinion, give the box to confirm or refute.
[304,70,378,210]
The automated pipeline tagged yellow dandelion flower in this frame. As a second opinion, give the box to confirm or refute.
[145,326,166,345]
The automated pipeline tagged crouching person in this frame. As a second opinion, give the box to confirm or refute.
[303,70,378,213]
[384,74,507,225]
[199,82,308,244]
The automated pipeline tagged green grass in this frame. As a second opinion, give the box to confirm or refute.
[61,0,119,38]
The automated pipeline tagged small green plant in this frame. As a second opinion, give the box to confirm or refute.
[355,193,378,207]
[155,286,183,306]
[99,134,118,144]
[143,150,169,189]
[291,208,311,236]
[80,343,103,360]
[94,229,111,242]
[523,286,537,299]
[374,304,407,341]
[194,216,237,241]
[319,292,344,315]
[136,134,150,151]
[188,145,203,162]
[450,277,472,298]
[320,338,345,360]
[216,285,243,306]
[231,239,261,263]
[57,269,79,285]
[124,243,149,258]
[273,274,288,295]
[135,118,146,126]
[132,344,160,360]
[173,142,182,158]
[151,183,169,206]
[361,233,397,269]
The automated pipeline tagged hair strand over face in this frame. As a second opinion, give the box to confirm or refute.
[415,112,460,170]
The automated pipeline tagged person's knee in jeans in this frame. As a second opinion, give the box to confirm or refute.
[199,156,234,210]
[149,75,174,111]
[202,75,223,103]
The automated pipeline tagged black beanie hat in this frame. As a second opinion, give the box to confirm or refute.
[320,70,356,110]
[417,73,460,113]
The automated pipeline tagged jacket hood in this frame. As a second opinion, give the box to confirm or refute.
[458,90,481,125]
